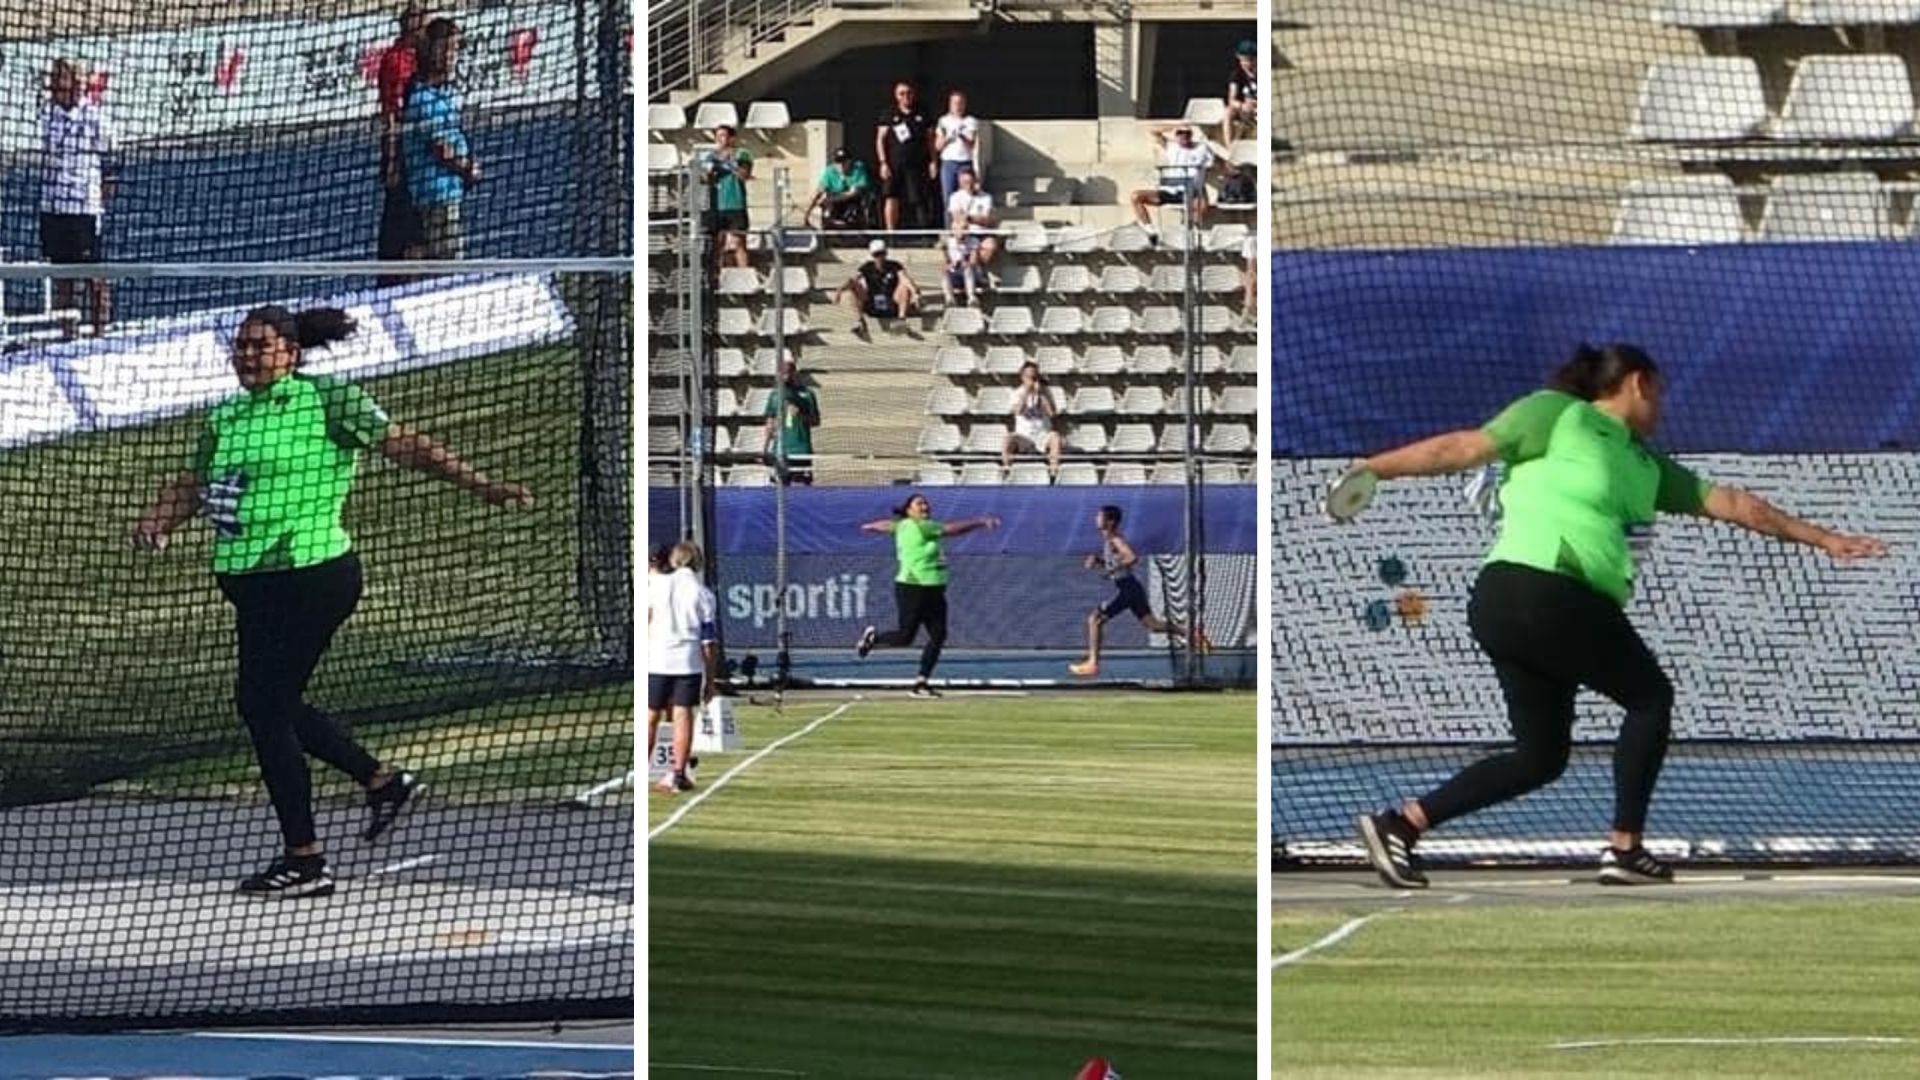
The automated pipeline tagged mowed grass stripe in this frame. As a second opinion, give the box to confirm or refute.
[1274,898,1920,1078]
[650,693,1255,1079]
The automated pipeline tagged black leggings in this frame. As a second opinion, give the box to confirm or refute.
[874,582,948,679]
[1418,562,1675,835]
[217,552,381,849]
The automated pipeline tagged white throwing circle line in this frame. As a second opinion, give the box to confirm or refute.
[1272,910,1395,970]
[1553,1037,1910,1051]
[649,698,862,842]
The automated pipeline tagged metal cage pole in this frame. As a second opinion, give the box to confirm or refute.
[684,158,716,603]
[771,168,792,695]
[1180,196,1201,687]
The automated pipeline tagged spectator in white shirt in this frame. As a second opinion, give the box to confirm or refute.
[934,90,980,210]
[40,58,114,338]
[943,165,998,270]
[647,541,718,796]
[1129,124,1216,235]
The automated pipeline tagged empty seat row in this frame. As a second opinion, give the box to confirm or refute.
[648,100,791,134]
[1611,173,1910,243]
[932,343,1260,377]
[1632,55,1916,141]
[1010,263,1246,295]
[716,308,810,338]
[940,305,1249,337]
[927,385,1260,418]
[1656,1,1920,28]
[916,420,1255,456]
[916,461,1250,486]
[716,267,813,297]
[1003,222,1251,256]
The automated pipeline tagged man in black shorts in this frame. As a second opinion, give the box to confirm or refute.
[40,58,114,337]
[875,81,935,232]
[834,239,921,338]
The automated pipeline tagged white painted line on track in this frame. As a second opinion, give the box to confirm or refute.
[648,699,861,842]
[651,1065,806,1076]
[367,854,438,877]
[1272,910,1396,971]
[1553,1036,1909,1051]
[189,1032,633,1052]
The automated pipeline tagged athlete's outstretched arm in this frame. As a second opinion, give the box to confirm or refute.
[378,425,533,508]
[942,514,1001,537]
[859,519,897,534]
[1362,430,1499,480]
[1698,486,1886,559]
[131,471,203,550]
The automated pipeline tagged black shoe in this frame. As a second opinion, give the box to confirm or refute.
[362,770,426,843]
[656,769,695,794]
[239,853,334,898]
[856,626,878,658]
[910,682,941,699]
[1356,811,1428,890]
[1598,845,1674,886]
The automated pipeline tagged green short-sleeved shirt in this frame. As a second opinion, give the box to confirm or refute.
[764,384,819,458]
[193,374,391,575]
[894,519,948,586]
[819,162,870,197]
[1482,389,1710,606]
[712,148,752,212]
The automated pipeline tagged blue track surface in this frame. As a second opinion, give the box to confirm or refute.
[1275,744,1920,863]
[0,1032,632,1078]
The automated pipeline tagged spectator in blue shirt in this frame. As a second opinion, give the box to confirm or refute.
[402,17,479,261]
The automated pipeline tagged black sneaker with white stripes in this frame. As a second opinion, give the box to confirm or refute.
[856,626,878,658]
[1356,810,1428,890]
[238,853,335,898]
[910,681,941,699]
[362,770,426,843]
[1598,845,1674,886]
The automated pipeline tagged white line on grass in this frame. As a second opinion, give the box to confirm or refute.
[1272,910,1396,971]
[572,770,636,803]
[367,854,438,877]
[1553,1037,1909,1051]
[189,1032,633,1052]
[652,1064,807,1076]
[648,699,861,842]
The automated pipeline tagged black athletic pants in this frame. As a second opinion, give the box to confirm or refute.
[217,552,381,849]
[1418,561,1675,835]
[875,582,948,679]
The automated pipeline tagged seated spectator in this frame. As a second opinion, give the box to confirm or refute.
[834,238,921,338]
[945,165,998,269]
[1219,163,1257,208]
[1002,361,1062,476]
[942,218,983,309]
[808,147,873,231]
[1226,39,1258,143]
[935,90,980,209]
[762,359,820,486]
[701,124,753,269]
[1129,124,1216,236]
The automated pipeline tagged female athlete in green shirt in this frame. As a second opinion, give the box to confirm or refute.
[131,305,532,898]
[1347,344,1884,889]
[854,493,1000,698]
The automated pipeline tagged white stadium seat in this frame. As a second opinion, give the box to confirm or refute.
[997,263,1041,294]
[1109,423,1156,453]
[1201,265,1244,293]
[1007,463,1053,485]
[1137,306,1184,335]
[1181,97,1228,127]
[712,387,743,417]
[1229,344,1259,375]
[650,387,686,416]
[988,307,1037,336]
[1119,386,1167,415]
[1045,265,1093,295]
[1629,57,1768,140]
[1105,463,1149,485]
[973,385,1016,416]
[757,308,808,338]
[926,385,969,417]
[716,268,760,296]
[1080,345,1126,375]
[1156,425,1189,454]
[1204,424,1254,453]
[738,387,772,417]
[768,267,812,296]
[1612,175,1749,245]
[743,100,790,131]
[1198,306,1237,334]
[1653,0,1785,26]
[1131,345,1177,375]
[1201,461,1244,484]
[1105,224,1155,253]
[915,464,958,486]
[917,421,963,454]
[1206,223,1252,253]
[1039,307,1086,335]
[1088,307,1135,335]
[963,425,1008,454]
[648,427,682,454]
[692,101,739,131]
[1774,55,1915,140]
[1149,462,1190,486]
[1216,386,1261,415]
[932,346,979,376]
[726,465,773,487]
[1064,424,1109,453]
[982,346,1028,376]
[1146,265,1187,294]
[1794,2,1920,25]
[714,348,749,377]
[1759,173,1895,240]
[1052,226,1101,254]
[1005,223,1051,253]
[749,348,790,377]
[1096,266,1146,295]
[1034,345,1076,376]
[959,462,1005,485]
[716,308,753,337]
[1069,386,1118,414]
[648,143,682,173]
[942,307,986,336]
[647,103,687,133]
[1055,462,1101,485]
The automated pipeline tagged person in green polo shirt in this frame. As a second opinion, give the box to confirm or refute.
[806,147,873,230]
[130,304,533,899]
[761,358,819,485]
[702,124,753,269]
[1340,343,1884,891]
[854,493,1000,698]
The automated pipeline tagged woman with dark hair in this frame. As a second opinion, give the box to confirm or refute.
[854,493,1000,698]
[1342,343,1885,890]
[132,305,533,898]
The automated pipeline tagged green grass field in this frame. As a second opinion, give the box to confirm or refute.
[649,691,1257,1079]
[0,341,630,802]
[1275,894,1920,1078]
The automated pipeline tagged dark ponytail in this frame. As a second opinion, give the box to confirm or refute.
[241,304,357,362]
[891,491,927,519]
[1548,342,1658,401]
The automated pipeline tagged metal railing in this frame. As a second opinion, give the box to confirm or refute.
[648,0,879,101]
